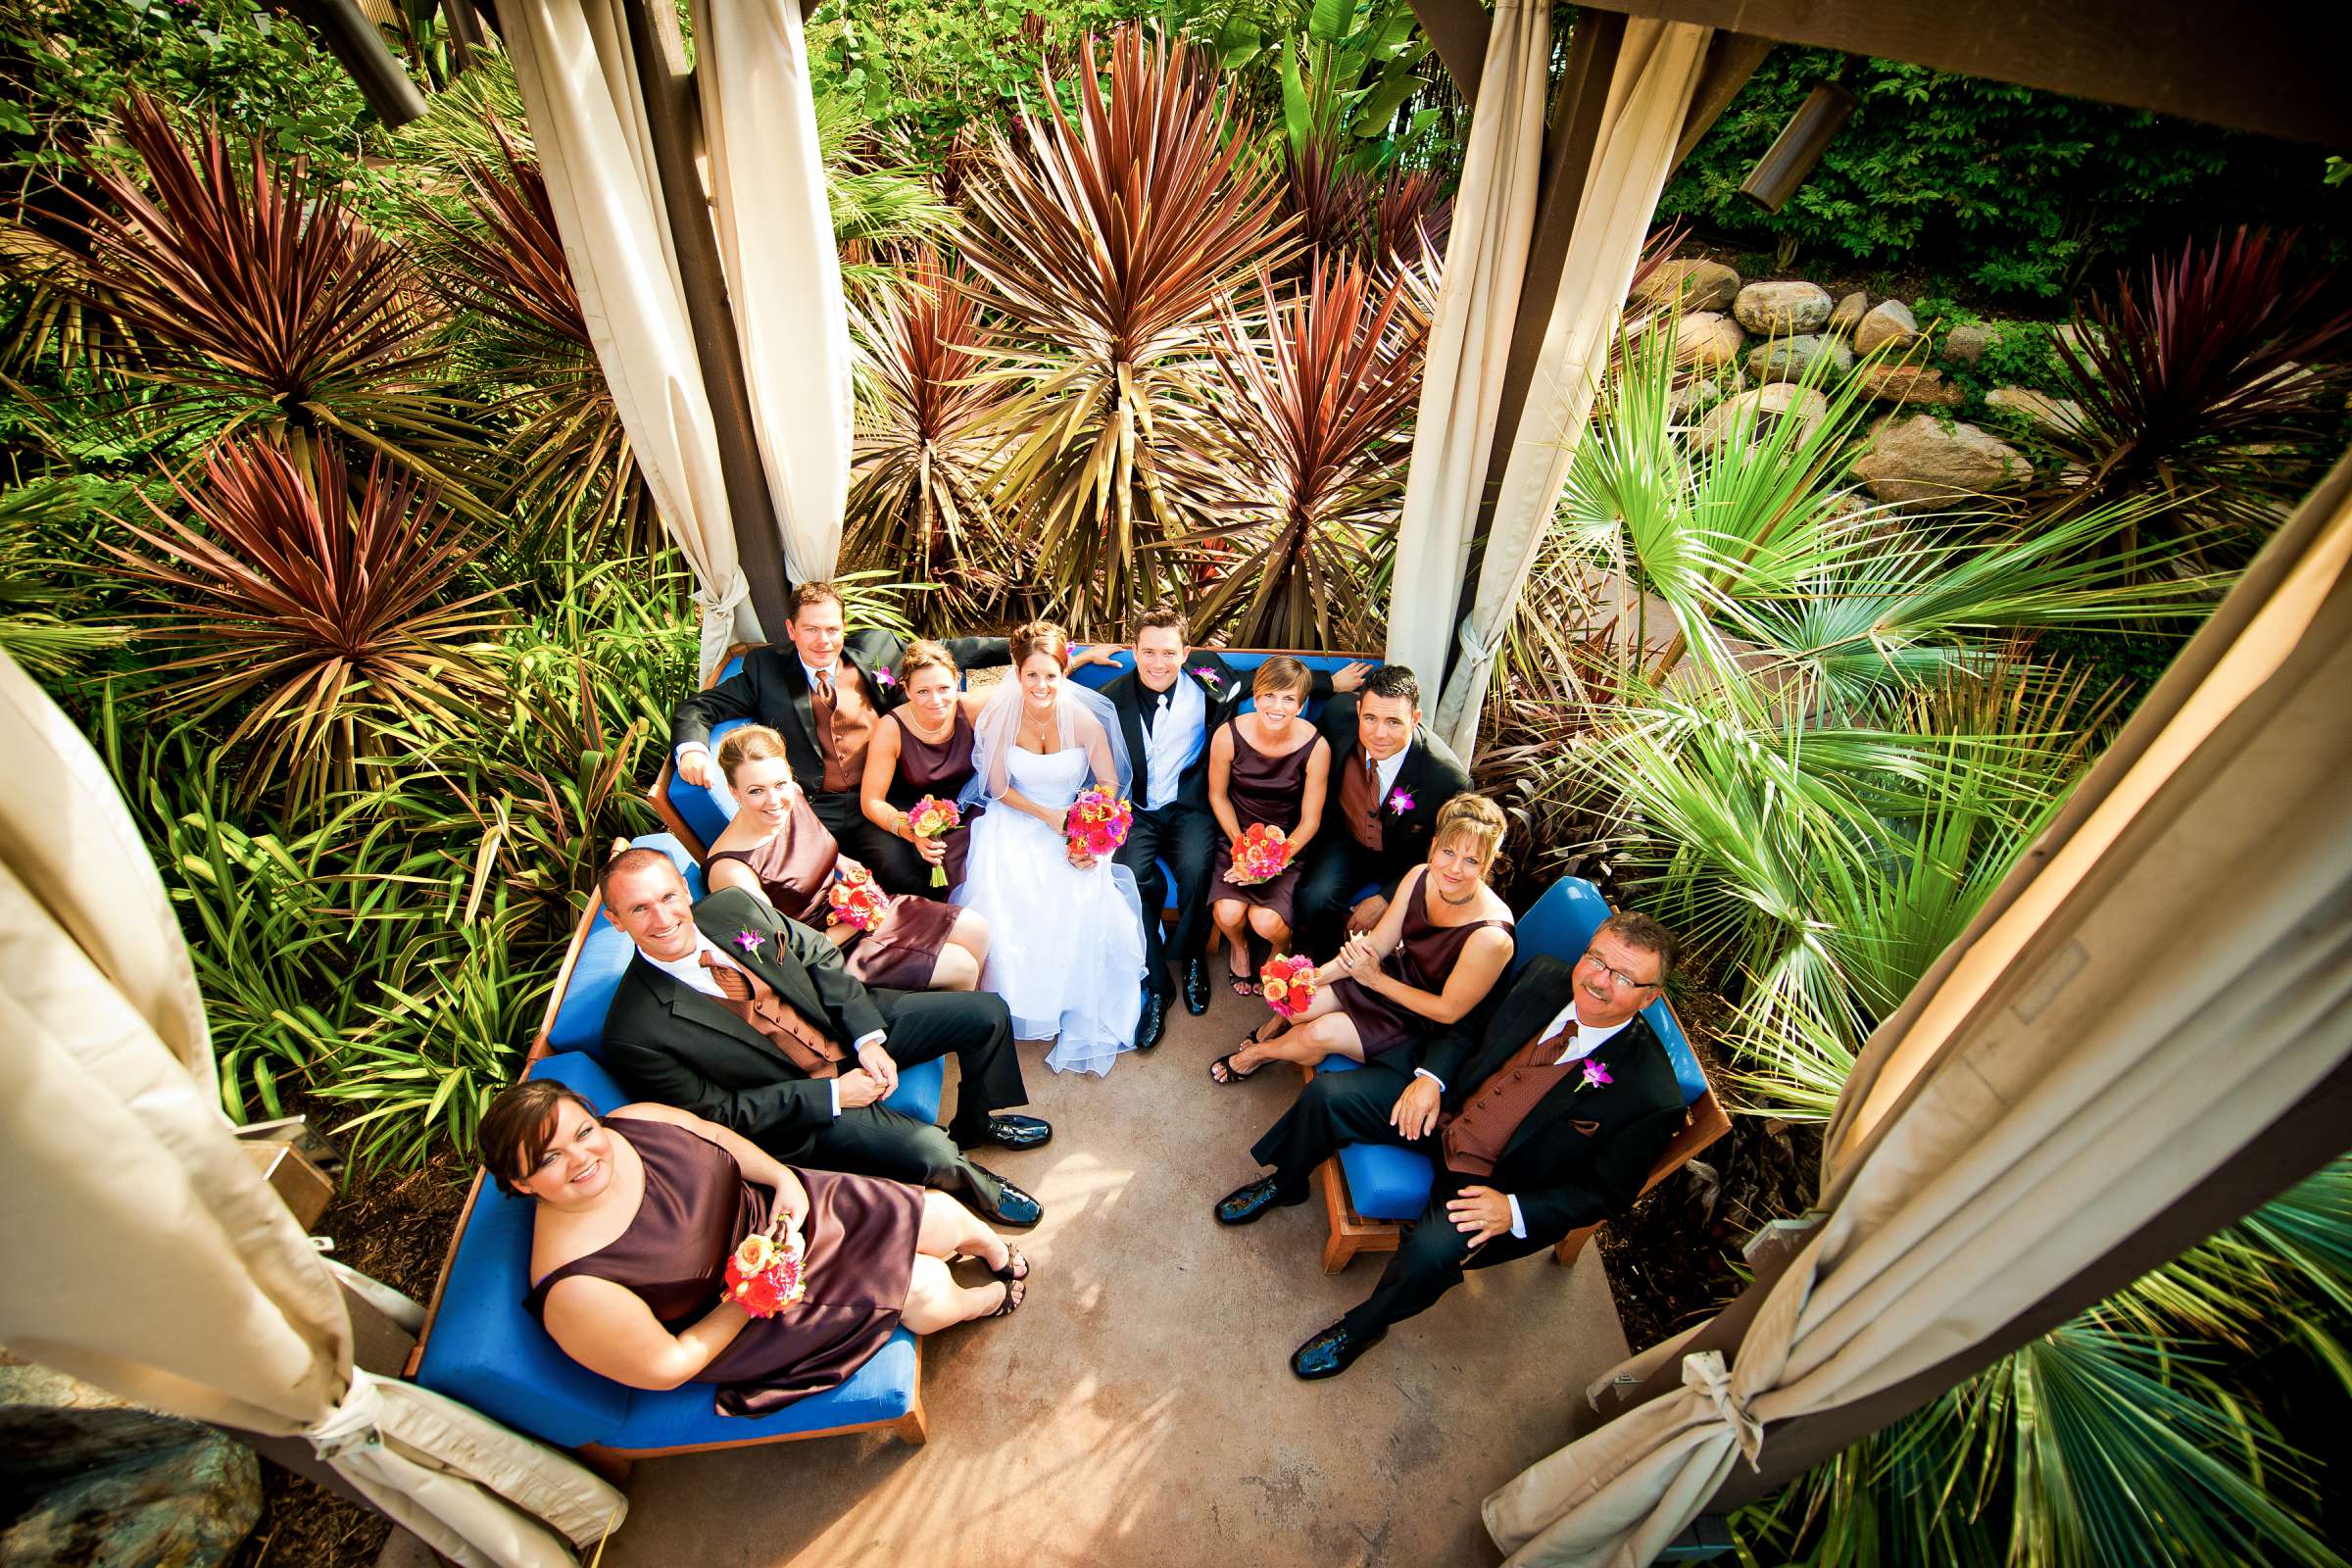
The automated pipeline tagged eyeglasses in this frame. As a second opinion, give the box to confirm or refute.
[1579,949,1659,992]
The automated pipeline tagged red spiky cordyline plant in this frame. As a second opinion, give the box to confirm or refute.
[846,247,1019,631]
[1173,254,1435,648]
[959,24,1296,633]
[106,436,509,812]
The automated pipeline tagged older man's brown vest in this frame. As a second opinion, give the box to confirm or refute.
[1440,1022,1580,1178]
[809,665,877,793]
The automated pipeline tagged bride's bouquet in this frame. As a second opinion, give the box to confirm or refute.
[725,1229,806,1317]
[1067,788,1133,858]
[1260,953,1317,1019]
[826,865,889,933]
[906,795,961,887]
[1227,822,1294,885]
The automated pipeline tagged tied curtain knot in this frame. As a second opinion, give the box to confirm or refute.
[1682,1350,1764,1469]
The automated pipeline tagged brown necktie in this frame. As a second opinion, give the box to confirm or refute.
[813,668,836,706]
[706,956,755,1003]
[698,951,844,1077]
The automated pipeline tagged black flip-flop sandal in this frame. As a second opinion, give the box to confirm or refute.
[986,1277,1026,1318]
[994,1248,1030,1284]
[1229,974,1259,996]
[1208,1049,1269,1085]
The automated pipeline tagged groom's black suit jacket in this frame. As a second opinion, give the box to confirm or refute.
[668,629,1009,798]
[1312,692,1472,902]
[1100,653,1341,813]
[600,889,889,1155]
[1409,956,1687,1243]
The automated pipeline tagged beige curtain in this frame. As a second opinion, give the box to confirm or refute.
[693,0,853,585]
[1382,0,1549,684]
[0,653,625,1568]
[1480,474,2352,1565]
[503,0,759,677]
[1429,21,1712,756]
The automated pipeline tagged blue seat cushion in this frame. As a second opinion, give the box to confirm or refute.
[1511,877,1707,1105]
[546,836,705,1057]
[1338,1141,1437,1222]
[666,657,749,850]
[604,1328,918,1450]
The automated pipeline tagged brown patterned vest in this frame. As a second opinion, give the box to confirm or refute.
[809,663,877,793]
[1441,1022,1579,1178]
[701,951,848,1078]
[1338,745,1384,851]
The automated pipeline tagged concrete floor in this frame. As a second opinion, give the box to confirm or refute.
[596,988,1632,1568]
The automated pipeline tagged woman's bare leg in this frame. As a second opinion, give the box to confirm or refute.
[1212,899,1253,988]
[1235,1010,1364,1074]
[1246,906,1292,955]
[900,1254,1016,1332]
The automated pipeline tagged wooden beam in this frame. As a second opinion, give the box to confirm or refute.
[1405,0,1493,102]
[1583,0,2349,146]
[1674,31,1774,164]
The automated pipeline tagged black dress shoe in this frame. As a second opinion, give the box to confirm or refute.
[1291,1320,1385,1381]
[1182,958,1212,1016]
[1214,1175,1306,1225]
[1135,989,1167,1052]
[956,1113,1051,1152]
[964,1165,1043,1227]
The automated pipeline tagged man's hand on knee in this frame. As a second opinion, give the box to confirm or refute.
[1347,894,1388,933]
[1446,1186,1513,1248]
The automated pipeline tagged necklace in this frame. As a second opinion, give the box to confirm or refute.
[1438,882,1480,906]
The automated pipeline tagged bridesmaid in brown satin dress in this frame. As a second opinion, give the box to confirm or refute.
[1211,794,1516,1083]
[860,641,990,892]
[707,725,992,991]
[1206,657,1331,996]
[479,1081,1026,1414]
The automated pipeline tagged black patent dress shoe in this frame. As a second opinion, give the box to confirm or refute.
[1214,1175,1305,1225]
[965,1165,1043,1227]
[1291,1320,1386,1381]
[1182,958,1212,1015]
[1135,989,1167,1052]
[955,1113,1052,1152]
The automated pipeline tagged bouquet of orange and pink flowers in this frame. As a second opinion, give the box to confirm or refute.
[826,865,889,932]
[907,795,962,887]
[1227,822,1294,885]
[1260,953,1317,1019]
[725,1229,806,1317]
[1067,788,1133,859]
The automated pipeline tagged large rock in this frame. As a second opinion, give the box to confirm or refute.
[1857,363,1964,407]
[1677,310,1744,368]
[1692,383,1830,453]
[1638,258,1741,313]
[1733,280,1833,335]
[1854,299,1921,355]
[1828,291,1870,335]
[1984,385,2086,437]
[1744,333,1853,383]
[1851,416,2035,504]
[1941,320,2014,366]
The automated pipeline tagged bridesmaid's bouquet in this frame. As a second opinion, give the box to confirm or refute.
[726,1230,806,1317]
[826,865,889,933]
[907,795,961,887]
[1228,822,1294,885]
[1067,789,1133,859]
[1260,953,1318,1019]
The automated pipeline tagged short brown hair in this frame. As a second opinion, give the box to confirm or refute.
[901,640,959,684]
[600,844,683,906]
[1132,607,1188,642]
[1252,656,1312,700]
[1009,619,1071,670]
[1432,793,1506,873]
[1361,665,1419,708]
[1595,910,1677,986]
[477,1079,601,1198]
[789,580,845,618]
[715,723,791,785]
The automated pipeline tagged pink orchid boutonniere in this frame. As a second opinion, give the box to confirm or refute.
[872,665,896,689]
[1578,1059,1613,1093]
[1188,665,1222,690]
[734,929,763,955]
[1387,787,1415,815]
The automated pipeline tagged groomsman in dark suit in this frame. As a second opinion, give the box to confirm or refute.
[1293,665,1471,958]
[1215,913,1688,1378]
[1092,609,1366,1049]
[596,848,1050,1227]
[670,581,1008,894]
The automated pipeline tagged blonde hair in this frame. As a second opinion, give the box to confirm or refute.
[1252,656,1312,700]
[716,723,792,786]
[1432,793,1507,874]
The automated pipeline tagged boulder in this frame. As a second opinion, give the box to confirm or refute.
[1637,258,1741,313]
[1668,378,1729,419]
[1854,299,1921,355]
[1984,386,2086,437]
[1942,321,1999,365]
[1744,333,1853,383]
[1857,363,1964,407]
[1692,383,1830,453]
[1733,280,1833,335]
[1677,310,1744,368]
[1828,291,1870,335]
[1851,416,2035,505]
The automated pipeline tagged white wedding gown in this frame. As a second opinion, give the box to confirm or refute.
[955,746,1146,1075]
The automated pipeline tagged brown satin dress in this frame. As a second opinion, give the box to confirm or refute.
[523,1118,919,1416]
[884,710,983,889]
[1209,717,1320,927]
[708,788,960,991]
[1332,866,1516,1058]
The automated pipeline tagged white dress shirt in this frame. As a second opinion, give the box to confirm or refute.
[1414,1001,1636,1239]
[1140,674,1207,811]
[1370,745,1408,808]
[644,933,887,1118]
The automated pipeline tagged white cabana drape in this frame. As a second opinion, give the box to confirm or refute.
[1425,21,1713,755]
[0,653,626,1568]
[1479,472,2352,1565]
[1382,0,1549,686]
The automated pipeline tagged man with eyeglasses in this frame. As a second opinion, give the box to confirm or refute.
[1214,911,1689,1380]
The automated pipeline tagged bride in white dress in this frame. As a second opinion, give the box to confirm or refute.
[953,621,1148,1075]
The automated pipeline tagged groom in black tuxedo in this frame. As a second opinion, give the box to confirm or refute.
[1216,913,1689,1379]
[1094,609,1365,1048]
[669,580,1008,894]
[596,849,1050,1227]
